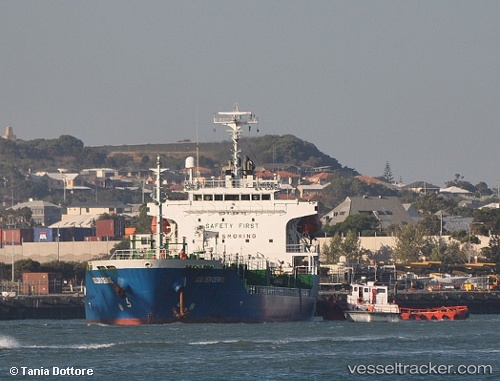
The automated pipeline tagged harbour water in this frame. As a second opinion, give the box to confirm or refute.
[0,316,498,381]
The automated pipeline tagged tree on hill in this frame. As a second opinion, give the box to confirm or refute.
[482,234,500,263]
[446,173,475,193]
[239,134,346,169]
[6,259,87,283]
[428,239,466,264]
[393,224,427,263]
[129,204,153,234]
[473,208,500,235]
[412,192,456,216]
[418,215,442,235]
[382,161,394,183]
[323,214,379,237]
[0,207,32,228]
[321,230,364,264]
[321,232,343,264]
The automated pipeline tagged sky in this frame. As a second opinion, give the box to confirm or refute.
[1,1,499,188]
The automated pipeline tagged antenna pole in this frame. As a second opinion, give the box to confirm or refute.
[151,156,167,257]
[213,103,258,180]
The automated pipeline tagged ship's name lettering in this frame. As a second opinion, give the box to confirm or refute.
[195,276,225,283]
[92,277,113,284]
[205,223,259,229]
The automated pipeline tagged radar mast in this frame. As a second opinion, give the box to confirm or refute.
[213,103,258,180]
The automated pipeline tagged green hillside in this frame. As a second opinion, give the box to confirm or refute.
[0,134,354,174]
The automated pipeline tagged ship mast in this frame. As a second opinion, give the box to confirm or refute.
[214,103,258,180]
[150,156,167,257]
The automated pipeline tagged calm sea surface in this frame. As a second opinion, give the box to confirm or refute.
[0,315,499,381]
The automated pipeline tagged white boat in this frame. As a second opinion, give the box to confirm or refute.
[344,309,400,323]
[344,282,400,323]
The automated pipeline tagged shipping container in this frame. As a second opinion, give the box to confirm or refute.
[21,228,34,243]
[34,227,55,242]
[22,272,63,295]
[51,227,94,242]
[96,219,114,239]
[3,229,35,244]
[73,228,93,241]
[124,227,136,237]
[56,228,73,242]
[96,218,125,240]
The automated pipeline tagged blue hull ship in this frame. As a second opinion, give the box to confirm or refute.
[85,265,317,324]
[85,105,320,324]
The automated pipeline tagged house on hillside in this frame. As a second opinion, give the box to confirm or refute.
[38,172,91,193]
[80,168,118,189]
[276,170,301,187]
[259,163,302,175]
[305,172,330,185]
[117,166,150,179]
[479,202,500,210]
[81,168,117,179]
[10,200,62,226]
[355,175,401,190]
[297,183,330,200]
[322,196,415,229]
[441,216,474,233]
[403,181,440,194]
[439,186,472,198]
[66,201,129,216]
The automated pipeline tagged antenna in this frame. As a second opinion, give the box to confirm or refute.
[150,156,168,257]
[196,105,200,179]
[213,103,258,180]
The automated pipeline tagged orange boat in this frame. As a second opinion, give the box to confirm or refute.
[399,306,469,321]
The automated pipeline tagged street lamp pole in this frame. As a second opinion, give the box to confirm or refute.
[57,168,67,204]
[57,227,60,262]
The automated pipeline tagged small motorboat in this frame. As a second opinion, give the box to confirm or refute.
[343,282,470,322]
[344,282,400,323]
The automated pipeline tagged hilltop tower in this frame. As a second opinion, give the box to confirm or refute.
[3,125,16,141]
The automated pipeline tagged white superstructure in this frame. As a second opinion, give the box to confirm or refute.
[148,104,320,273]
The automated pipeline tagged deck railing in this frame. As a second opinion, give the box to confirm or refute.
[245,285,312,297]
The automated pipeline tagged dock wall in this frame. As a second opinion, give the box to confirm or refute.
[0,240,120,263]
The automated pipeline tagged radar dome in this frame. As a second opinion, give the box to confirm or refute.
[185,156,195,169]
